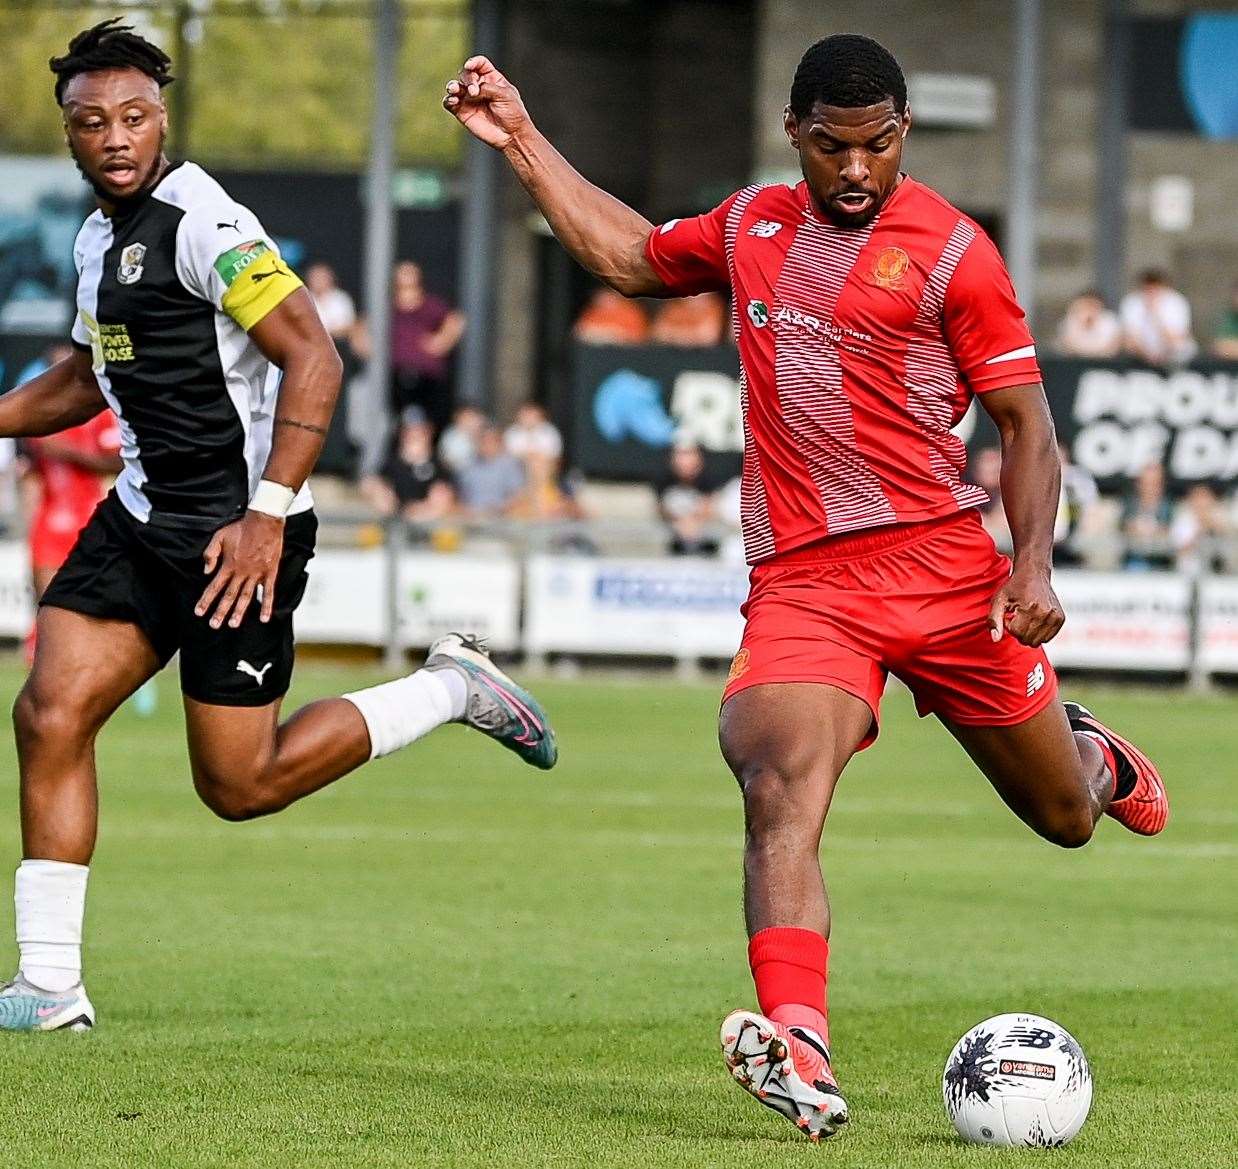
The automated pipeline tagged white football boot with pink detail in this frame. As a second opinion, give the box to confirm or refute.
[721,1009,849,1141]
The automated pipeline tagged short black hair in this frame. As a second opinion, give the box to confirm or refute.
[789,34,906,119]
[50,18,174,106]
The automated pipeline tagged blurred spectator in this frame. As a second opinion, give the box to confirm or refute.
[1210,281,1238,360]
[360,407,454,522]
[970,446,1011,552]
[659,441,718,555]
[505,402,563,462]
[1171,483,1228,575]
[305,262,356,340]
[1054,441,1100,564]
[650,292,727,347]
[391,260,465,429]
[1122,461,1173,569]
[1120,269,1197,366]
[509,452,582,522]
[438,404,487,475]
[1054,289,1121,358]
[573,287,649,345]
[455,424,525,518]
[715,474,746,564]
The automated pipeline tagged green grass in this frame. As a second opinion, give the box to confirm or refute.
[0,659,1233,1167]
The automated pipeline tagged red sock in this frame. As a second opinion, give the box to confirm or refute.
[748,926,829,1050]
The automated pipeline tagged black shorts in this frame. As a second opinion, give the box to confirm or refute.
[41,492,318,707]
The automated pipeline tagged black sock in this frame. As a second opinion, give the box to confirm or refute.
[1108,742,1137,799]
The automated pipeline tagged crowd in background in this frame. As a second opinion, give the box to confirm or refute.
[295,257,1238,570]
[1054,270,1238,363]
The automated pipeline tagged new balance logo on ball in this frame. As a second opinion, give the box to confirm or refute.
[748,219,784,238]
[1026,663,1046,698]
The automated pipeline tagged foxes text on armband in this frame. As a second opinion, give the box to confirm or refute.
[70,162,311,527]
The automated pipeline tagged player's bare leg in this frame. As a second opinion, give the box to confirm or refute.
[945,702,1114,848]
[945,700,1167,843]
[16,607,160,863]
[2,607,159,1030]
[184,634,556,822]
[716,682,872,1140]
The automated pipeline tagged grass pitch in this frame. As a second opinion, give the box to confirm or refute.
[0,659,1232,1167]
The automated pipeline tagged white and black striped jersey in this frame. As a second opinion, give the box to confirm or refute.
[71,161,312,527]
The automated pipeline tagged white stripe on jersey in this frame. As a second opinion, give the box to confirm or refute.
[904,219,989,511]
[984,343,1037,365]
[76,216,153,522]
[774,218,897,533]
[724,185,777,563]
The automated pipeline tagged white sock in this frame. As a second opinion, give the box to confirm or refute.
[343,667,467,759]
[15,859,89,993]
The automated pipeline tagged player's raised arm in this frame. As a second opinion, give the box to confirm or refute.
[0,348,108,438]
[444,56,665,297]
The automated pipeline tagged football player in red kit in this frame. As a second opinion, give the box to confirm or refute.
[445,33,1168,1141]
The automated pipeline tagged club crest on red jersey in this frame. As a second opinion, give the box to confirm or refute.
[726,648,750,684]
[871,245,910,291]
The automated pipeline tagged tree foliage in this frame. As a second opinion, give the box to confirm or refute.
[0,1,469,169]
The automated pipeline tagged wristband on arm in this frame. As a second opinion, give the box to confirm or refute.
[249,479,296,518]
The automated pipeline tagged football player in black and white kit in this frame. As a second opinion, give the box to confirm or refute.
[0,20,557,1033]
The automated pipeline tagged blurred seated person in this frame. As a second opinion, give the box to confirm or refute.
[649,292,727,347]
[1122,461,1173,569]
[1054,441,1100,564]
[305,262,356,341]
[360,408,455,523]
[1171,483,1228,575]
[1210,281,1238,360]
[659,441,718,555]
[1120,269,1197,366]
[438,404,488,475]
[573,287,649,345]
[455,424,525,519]
[508,452,584,522]
[1054,289,1121,358]
[969,446,1011,552]
[504,401,563,462]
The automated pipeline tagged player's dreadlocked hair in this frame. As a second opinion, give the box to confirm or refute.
[789,34,906,119]
[50,18,174,106]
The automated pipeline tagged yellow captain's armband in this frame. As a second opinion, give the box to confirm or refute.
[213,240,303,331]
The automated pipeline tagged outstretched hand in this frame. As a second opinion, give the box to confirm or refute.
[988,564,1064,647]
[195,511,285,630]
[442,56,532,150]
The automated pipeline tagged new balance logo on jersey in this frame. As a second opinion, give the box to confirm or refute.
[237,660,272,686]
[1026,663,1046,697]
[747,219,784,238]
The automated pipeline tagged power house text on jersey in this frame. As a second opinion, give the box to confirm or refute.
[71,162,310,527]
[645,176,1042,564]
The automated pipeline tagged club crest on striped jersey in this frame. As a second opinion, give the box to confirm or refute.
[117,243,147,286]
[871,245,910,291]
[747,300,770,328]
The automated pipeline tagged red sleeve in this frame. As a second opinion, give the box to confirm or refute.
[644,193,740,297]
[943,231,1041,393]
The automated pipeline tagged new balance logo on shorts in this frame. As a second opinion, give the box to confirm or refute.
[747,219,784,238]
[237,660,272,686]
[1026,663,1046,698]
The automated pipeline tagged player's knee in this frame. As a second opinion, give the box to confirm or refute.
[739,761,820,843]
[197,781,271,822]
[12,686,95,754]
[1038,804,1095,849]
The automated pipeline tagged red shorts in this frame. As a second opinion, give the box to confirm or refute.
[722,511,1058,748]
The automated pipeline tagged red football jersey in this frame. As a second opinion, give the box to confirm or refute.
[28,411,121,538]
[645,176,1041,563]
